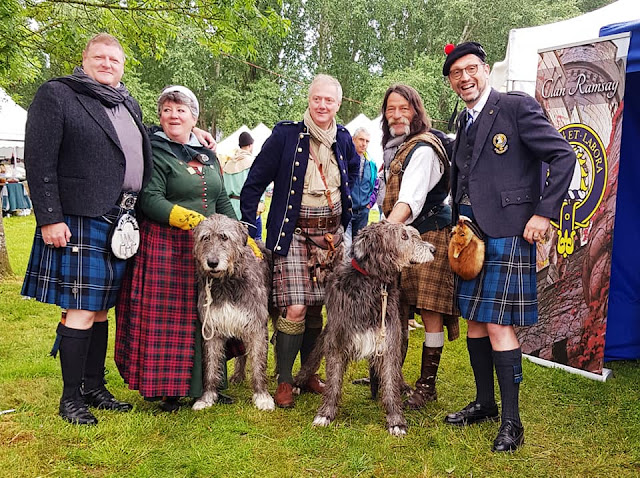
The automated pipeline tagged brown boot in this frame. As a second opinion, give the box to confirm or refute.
[405,345,442,410]
[275,382,295,408]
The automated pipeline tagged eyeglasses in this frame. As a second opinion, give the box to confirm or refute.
[449,63,484,80]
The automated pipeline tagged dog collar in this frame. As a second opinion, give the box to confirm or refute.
[351,258,369,276]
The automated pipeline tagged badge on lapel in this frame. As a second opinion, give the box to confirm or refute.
[492,133,509,154]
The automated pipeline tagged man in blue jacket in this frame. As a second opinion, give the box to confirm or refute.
[442,42,575,451]
[344,127,378,253]
[241,74,359,408]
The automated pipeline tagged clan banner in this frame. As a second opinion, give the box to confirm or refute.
[516,35,630,375]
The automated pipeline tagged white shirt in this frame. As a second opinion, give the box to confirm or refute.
[466,86,492,122]
[395,145,444,224]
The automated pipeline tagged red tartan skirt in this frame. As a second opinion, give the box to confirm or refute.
[115,220,199,398]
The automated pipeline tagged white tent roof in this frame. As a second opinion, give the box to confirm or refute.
[0,88,27,158]
[216,123,273,163]
[345,114,383,167]
[491,0,640,95]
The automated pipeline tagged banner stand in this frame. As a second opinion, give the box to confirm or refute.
[524,354,613,382]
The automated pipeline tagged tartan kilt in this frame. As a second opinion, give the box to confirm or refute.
[21,207,128,311]
[457,235,538,326]
[115,219,199,398]
[272,203,344,308]
[401,227,457,316]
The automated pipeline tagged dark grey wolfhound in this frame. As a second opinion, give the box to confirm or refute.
[192,214,276,411]
[295,221,435,435]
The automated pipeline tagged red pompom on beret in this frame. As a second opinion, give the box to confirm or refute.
[444,43,456,55]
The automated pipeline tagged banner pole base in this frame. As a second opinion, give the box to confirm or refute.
[524,354,613,382]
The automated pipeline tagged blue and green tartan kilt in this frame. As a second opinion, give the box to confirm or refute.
[21,207,128,311]
[456,205,538,326]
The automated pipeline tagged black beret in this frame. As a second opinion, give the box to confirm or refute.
[442,42,487,76]
[239,131,254,147]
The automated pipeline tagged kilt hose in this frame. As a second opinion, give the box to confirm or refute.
[22,207,128,311]
[272,203,343,308]
[115,219,200,399]
[401,227,457,317]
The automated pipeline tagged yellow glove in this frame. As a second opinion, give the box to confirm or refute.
[247,236,264,259]
[169,205,205,230]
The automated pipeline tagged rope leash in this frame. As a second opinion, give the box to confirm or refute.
[375,284,388,356]
[201,277,215,341]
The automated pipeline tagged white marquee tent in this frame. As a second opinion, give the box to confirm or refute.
[216,123,272,162]
[0,88,27,160]
[490,0,640,94]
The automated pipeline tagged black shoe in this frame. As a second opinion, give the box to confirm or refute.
[83,387,133,412]
[59,397,98,425]
[159,397,181,412]
[444,401,499,426]
[352,377,370,386]
[492,419,524,452]
[217,392,235,405]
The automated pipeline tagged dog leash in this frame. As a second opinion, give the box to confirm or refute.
[201,277,216,341]
[375,284,388,356]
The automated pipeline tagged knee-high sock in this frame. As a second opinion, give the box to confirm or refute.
[493,347,522,426]
[275,317,304,384]
[84,321,108,391]
[300,306,323,366]
[467,336,495,407]
[57,323,92,400]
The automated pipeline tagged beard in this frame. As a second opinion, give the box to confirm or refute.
[388,118,410,137]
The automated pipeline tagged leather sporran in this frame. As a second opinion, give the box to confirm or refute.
[304,231,344,284]
[448,216,485,280]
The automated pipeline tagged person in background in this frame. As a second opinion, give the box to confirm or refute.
[115,85,238,412]
[223,131,265,240]
[343,127,378,254]
[442,41,574,452]
[240,74,358,408]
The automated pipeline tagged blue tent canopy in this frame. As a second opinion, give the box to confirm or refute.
[600,20,640,361]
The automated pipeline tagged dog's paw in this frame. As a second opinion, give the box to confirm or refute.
[388,425,407,437]
[253,393,275,411]
[312,415,332,427]
[192,392,217,411]
[292,386,301,395]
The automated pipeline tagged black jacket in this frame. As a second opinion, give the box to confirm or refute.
[24,80,153,226]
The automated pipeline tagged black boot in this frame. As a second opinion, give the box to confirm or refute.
[57,323,97,425]
[82,321,132,412]
[405,345,442,409]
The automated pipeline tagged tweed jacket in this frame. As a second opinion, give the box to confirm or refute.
[451,88,575,238]
[240,120,359,256]
[24,80,153,226]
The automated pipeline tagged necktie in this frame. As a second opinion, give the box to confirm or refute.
[465,110,474,132]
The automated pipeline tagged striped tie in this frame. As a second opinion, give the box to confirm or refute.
[465,110,474,132]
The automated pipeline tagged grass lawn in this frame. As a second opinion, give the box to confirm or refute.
[1,214,639,477]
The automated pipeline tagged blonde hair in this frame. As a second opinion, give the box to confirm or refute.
[308,74,343,103]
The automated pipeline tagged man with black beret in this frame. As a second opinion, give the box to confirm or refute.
[442,41,575,451]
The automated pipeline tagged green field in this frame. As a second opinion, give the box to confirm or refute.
[1,214,639,477]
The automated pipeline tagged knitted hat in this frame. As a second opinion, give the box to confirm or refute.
[442,42,487,77]
[160,85,199,117]
[239,131,254,147]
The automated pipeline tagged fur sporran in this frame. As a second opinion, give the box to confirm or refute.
[448,216,485,280]
[304,231,344,284]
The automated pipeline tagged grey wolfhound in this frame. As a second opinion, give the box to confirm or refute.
[191,214,276,411]
[295,221,435,435]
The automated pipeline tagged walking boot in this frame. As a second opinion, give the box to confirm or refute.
[405,345,442,409]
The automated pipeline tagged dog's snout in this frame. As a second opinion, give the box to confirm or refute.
[207,259,219,269]
[429,244,436,254]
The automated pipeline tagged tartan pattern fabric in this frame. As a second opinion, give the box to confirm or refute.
[22,207,128,311]
[115,220,198,398]
[272,203,343,308]
[401,227,457,316]
[457,235,538,326]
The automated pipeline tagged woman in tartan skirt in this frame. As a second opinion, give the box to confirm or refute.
[115,86,237,411]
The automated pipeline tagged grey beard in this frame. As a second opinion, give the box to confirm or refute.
[390,125,410,137]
